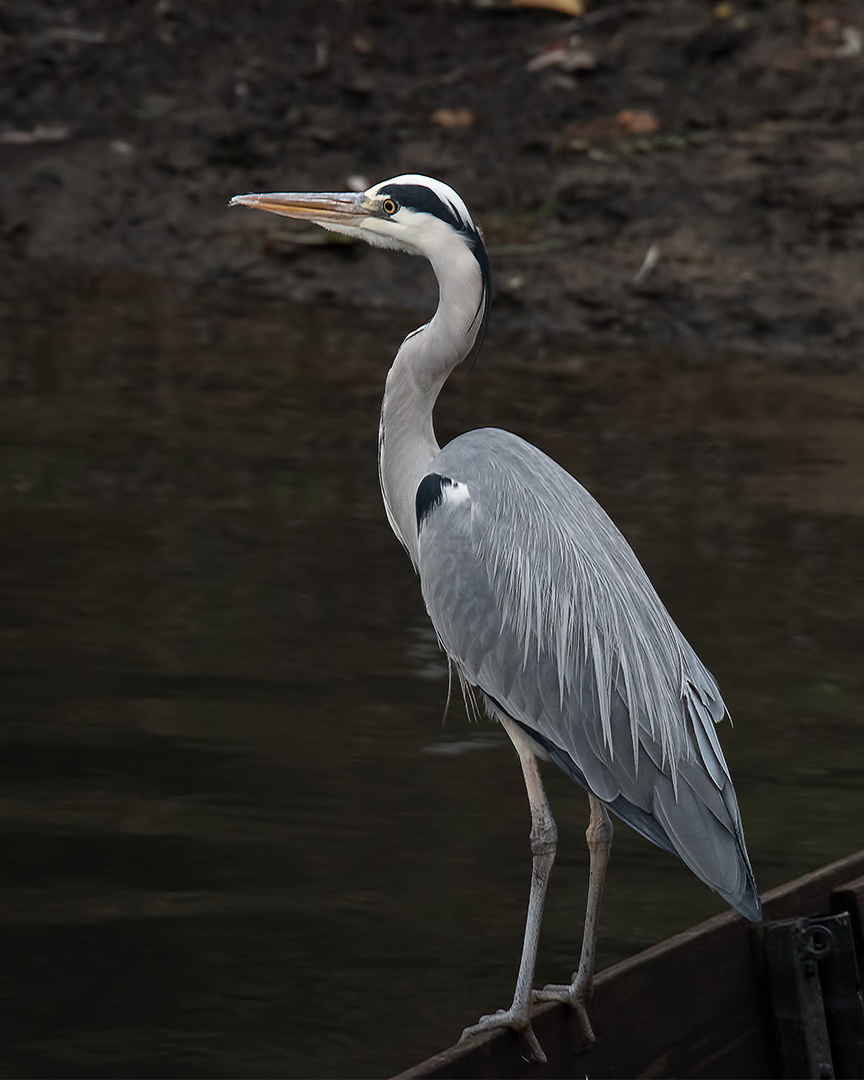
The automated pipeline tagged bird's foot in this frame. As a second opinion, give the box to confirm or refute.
[460,1006,547,1064]
[532,976,595,1043]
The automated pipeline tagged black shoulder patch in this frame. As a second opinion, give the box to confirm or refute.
[415,473,453,532]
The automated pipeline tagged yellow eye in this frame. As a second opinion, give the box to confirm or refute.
[382,198,398,216]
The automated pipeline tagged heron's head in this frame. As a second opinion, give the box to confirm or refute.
[231,174,491,364]
[230,174,486,266]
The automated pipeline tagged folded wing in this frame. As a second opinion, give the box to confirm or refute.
[416,427,760,921]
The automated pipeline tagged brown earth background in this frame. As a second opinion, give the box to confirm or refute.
[2,0,864,365]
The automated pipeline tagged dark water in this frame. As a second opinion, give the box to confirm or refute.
[1,265,863,1078]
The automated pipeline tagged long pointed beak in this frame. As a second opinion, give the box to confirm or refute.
[229,190,367,226]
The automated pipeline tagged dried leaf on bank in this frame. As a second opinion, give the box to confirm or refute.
[512,0,585,15]
[352,31,375,55]
[475,0,585,13]
[561,108,659,148]
[430,107,476,128]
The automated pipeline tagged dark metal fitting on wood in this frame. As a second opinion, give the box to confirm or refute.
[763,911,864,1080]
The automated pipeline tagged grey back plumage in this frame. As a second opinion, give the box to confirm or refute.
[417,427,760,921]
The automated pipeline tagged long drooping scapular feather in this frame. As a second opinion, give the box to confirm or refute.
[416,428,760,921]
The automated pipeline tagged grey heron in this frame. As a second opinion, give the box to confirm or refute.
[230,175,761,1063]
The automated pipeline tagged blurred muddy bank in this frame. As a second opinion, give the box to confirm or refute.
[2,0,864,364]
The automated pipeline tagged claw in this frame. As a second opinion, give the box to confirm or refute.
[522,1025,547,1064]
[460,1007,547,1064]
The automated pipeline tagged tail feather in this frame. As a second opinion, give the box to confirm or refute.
[508,712,761,921]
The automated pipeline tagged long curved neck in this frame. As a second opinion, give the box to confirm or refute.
[379,240,487,566]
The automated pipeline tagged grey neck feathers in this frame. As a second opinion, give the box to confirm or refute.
[378,238,487,565]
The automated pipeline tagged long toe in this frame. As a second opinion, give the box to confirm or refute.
[532,981,573,1004]
[460,1007,547,1064]
[532,982,595,1043]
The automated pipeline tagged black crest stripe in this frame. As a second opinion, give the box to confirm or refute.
[415,473,453,532]
[377,184,464,231]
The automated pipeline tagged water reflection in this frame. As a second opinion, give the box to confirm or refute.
[1,265,863,1077]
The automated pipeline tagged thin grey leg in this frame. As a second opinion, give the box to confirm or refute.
[532,792,613,1041]
[459,719,557,1064]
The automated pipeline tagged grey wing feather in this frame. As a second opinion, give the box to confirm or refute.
[416,428,760,921]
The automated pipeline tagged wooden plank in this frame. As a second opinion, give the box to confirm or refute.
[393,849,864,1080]
[831,873,864,951]
[763,852,864,922]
